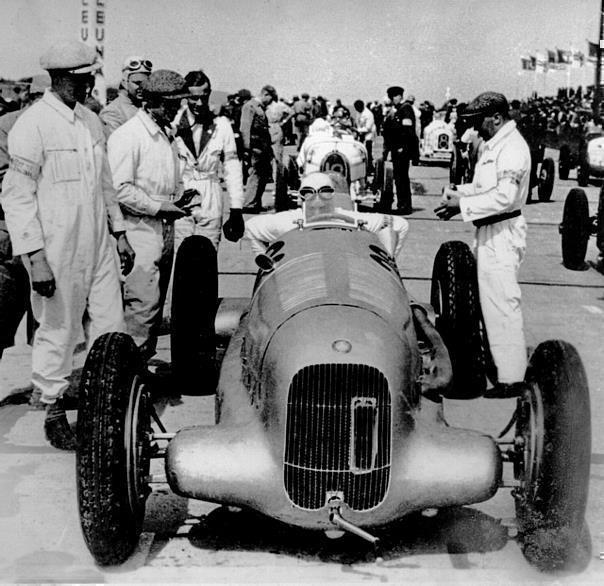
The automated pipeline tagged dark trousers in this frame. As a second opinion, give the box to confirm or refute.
[365,139,373,174]
[245,155,272,208]
[392,150,412,211]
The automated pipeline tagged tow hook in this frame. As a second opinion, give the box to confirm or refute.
[327,496,379,545]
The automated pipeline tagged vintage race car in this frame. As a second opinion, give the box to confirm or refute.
[559,186,604,270]
[275,132,375,211]
[419,120,454,165]
[75,188,592,572]
[558,128,604,187]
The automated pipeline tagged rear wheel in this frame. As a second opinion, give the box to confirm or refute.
[513,340,591,572]
[560,188,590,270]
[430,241,495,399]
[537,157,554,202]
[171,235,218,394]
[77,332,151,565]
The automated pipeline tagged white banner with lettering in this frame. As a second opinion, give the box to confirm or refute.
[80,0,106,105]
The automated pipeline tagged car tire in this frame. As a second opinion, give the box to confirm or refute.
[514,340,591,572]
[558,145,570,180]
[430,241,495,399]
[560,188,590,270]
[171,235,218,394]
[537,157,554,202]
[77,332,151,566]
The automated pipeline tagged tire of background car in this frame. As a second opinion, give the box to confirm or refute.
[514,340,591,572]
[430,241,495,399]
[274,159,289,212]
[558,144,570,180]
[596,185,604,255]
[537,157,554,202]
[560,188,590,270]
[577,160,589,187]
[171,235,218,394]
[77,332,151,566]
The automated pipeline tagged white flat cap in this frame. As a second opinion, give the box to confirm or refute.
[40,40,102,74]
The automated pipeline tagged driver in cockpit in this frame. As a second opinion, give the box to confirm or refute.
[244,171,408,258]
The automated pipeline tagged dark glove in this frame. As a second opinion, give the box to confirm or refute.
[115,232,136,276]
[29,250,56,297]
[222,208,245,242]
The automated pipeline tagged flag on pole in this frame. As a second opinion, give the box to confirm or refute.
[535,52,547,73]
[572,49,585,68]
[556,48,571,65]
[521,56,535,70]
[79,0,107,105]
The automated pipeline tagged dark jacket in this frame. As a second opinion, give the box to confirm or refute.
[382,102,419,158]
[239,97,273,158]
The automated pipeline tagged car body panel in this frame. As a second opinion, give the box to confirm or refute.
[165,224,502,531]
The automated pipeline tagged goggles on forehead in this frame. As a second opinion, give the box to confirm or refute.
[123,58,153,72]
[299,185,335,200]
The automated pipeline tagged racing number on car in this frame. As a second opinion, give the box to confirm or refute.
[438,134,449,150]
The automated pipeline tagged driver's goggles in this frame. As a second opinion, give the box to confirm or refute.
[299,185,335,199]
[123,58,153,72]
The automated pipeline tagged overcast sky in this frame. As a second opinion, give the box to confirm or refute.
[0,0,601,104]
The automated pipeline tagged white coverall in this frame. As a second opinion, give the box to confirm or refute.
[0,89,126,403]
[245,208,408,258]
[173,113,244,250]
[107,110,183,349]
[456,120,530,384]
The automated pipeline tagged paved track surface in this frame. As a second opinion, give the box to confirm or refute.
[1,152,603,583]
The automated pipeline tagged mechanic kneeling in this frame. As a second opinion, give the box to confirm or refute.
[435,91,530,397]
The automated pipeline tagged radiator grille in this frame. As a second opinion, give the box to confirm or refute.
[284,364,391,511]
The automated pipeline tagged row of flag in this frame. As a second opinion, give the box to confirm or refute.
[520,42,601,71]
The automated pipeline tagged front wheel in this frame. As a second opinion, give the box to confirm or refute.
[77,332,151,566]
[430,241,495,398]
[513,340,591,572]
[171,235,218,394]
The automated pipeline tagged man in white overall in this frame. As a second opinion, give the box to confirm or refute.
[107,70,189,361]
[0,40,134,449]
[436,91,530,397]
[172,69,245,251]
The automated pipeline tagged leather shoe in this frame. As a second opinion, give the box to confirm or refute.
[394,207,412,215]
[44,412,77,451]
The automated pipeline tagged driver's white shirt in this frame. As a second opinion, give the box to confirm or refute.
[245,208,408,258]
